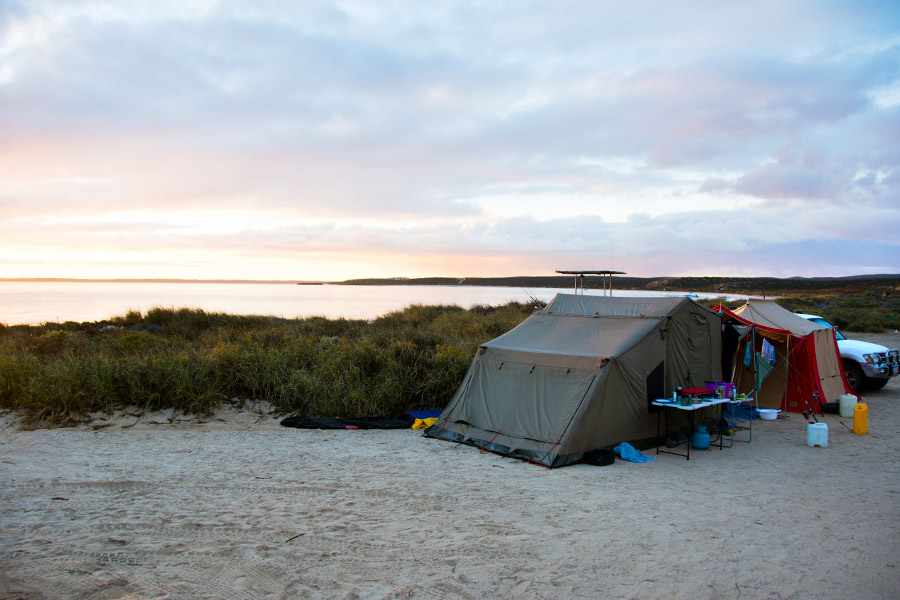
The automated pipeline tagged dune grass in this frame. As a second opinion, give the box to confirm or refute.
[0,303,534,426]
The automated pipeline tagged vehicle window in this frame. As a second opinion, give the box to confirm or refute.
[810,317,845,340]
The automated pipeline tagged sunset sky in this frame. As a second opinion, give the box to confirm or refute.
[2,1,899,281]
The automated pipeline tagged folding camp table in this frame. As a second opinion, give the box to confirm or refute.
[651,398,730,460]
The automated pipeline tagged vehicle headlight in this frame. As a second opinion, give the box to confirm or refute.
[863,354,874,364]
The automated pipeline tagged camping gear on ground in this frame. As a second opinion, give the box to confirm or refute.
[281,415,415,429]
[583,448,616,466]
[613,442,655,463]
[409,409,443,419]
[282,409,443,431]
[717,300,852,414]
[691,425,711,450]
[839,393,857,418]
[821,402,839,414]
[854,403,868,434]
[426,294,722,467]
[757,408,780,420]
[807,422,828,447]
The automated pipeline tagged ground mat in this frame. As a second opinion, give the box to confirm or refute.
[280,415,416,430]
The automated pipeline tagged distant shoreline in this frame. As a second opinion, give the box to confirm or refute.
[2,274,898,294]
[0,278,313,284]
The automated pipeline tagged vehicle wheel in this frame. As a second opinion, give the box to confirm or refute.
[864,376,889,391]
[842,360,864,394]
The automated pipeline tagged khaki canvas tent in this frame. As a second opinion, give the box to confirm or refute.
[425,294,722,467]
[718,300,851,413]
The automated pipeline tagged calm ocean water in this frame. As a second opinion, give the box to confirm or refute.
[0,281,745,325]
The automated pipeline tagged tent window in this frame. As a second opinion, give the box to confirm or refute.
[646,361,665,412]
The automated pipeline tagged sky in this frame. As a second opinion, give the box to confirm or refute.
[1,0,899,281]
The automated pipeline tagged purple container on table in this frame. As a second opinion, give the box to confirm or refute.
[706,381,735,399]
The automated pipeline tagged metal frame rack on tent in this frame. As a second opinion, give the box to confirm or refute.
[556,270,626,296]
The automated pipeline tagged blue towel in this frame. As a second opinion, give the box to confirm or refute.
[407,409,442,419]
[614,442,655,463]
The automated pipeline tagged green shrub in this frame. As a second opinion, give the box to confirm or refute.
[0,303,533,425]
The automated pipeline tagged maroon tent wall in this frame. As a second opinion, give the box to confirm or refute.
[785,335,821,413]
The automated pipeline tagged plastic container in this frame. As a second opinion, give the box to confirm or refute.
[853,403,868,435]
[839,393,857,418]
[807,422,828,447]
[692,425,711,450]
[706,381,735,399]
[583,449,616,466]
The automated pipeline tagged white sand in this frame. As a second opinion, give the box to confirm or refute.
[2,333,899,600]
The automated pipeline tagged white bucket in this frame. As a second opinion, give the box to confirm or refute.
[758,408,780,420]
[839,393,857,418]
[807,422,828,448]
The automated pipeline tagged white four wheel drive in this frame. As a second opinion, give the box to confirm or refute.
[796,313,899,394]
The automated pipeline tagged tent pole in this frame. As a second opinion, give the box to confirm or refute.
[751,327,759,442]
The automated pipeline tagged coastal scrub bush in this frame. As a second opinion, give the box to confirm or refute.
[775,291,900,333]
[0,302,533,425]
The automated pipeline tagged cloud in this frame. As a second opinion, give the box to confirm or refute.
[1,1,899,279]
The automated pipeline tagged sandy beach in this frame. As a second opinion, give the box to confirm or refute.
[2,332,899,600]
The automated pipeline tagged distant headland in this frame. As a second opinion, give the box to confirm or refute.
[333,274,900,295]
[4,274,898,295]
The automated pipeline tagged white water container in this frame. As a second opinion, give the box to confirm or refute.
[839,393,857,418]
[807,422,828,448]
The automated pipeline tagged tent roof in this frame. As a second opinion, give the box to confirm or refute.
[484,312,660,360]
[541,293,694,317]
[732,299,826,336]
